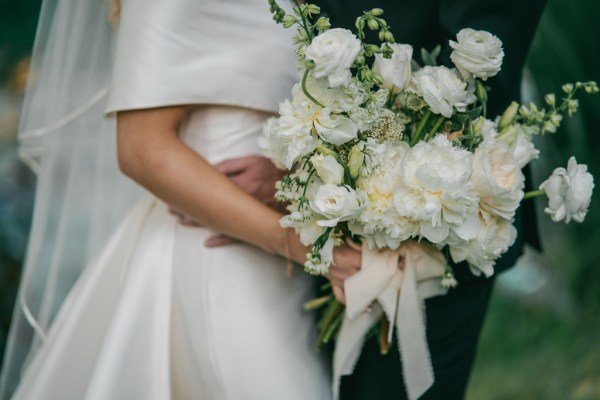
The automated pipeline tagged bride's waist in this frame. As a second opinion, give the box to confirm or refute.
[179,105,273,164]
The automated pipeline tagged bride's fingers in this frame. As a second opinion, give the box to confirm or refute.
[332,285,346,305]
[205,234,240,247]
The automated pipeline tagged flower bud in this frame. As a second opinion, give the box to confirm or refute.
[367,18,379,31]
[384,31,395,42]
[562,83,574,94]
[347,146,365,179]
[316,143,337,157]
[476,80,488,102]
[544,93,556,107]
[498,101,519,130]
[304,59,316,70]
[473,116,485,134]
[315,17,330,32]
[282,15,297,28]
[371,8,384,16]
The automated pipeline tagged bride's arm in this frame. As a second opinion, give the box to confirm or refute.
[116,105,358,299]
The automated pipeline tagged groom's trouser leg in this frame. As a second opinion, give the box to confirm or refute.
[339,278,495,400]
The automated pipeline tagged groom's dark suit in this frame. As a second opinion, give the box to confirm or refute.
[316,0,547,398]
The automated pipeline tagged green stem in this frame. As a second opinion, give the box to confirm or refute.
[425,115,445,141]
[523,189,545,200]
[411,109,432,146]
[293,0,313,42]
[302,69,325,108]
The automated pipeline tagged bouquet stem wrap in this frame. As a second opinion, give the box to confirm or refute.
[333,241,448,400]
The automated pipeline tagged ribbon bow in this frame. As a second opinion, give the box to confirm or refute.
[333,240,448,400]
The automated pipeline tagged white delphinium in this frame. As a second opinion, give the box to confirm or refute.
[393,135,480,244]
[539,156,594,223]
[305,236,335,275]
[304,28,362,88]
[448,211,517,277]
[310,184,365,227]
[373,43,413,92]
[471,138,524,219]
[412,66,477,118]
[449,28,504,81]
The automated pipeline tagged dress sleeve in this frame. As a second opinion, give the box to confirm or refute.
[106,0,298,114]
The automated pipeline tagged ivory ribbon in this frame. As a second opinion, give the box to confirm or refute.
[333,240,448,400]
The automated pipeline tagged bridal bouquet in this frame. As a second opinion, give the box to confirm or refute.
[262,1,596,398]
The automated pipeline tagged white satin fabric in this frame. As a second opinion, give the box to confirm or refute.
[12,107,331,400]
[106,0,298,113]
[10,0,331,398]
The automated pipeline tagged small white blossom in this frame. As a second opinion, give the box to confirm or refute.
[539,157,594,223]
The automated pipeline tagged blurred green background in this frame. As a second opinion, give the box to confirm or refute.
[0,1,598,398]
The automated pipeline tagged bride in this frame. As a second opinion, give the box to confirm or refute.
[0,0,360,398]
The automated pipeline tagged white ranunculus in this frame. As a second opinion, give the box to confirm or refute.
[310,154,344,185]
[539,157,594,223]
[449,211,517,277]
[471,140,524,219]
[314,112,359,145]
[412,66,476,118]
[310,184,364,227]
[392,135,479,244]
[373,43,413,92]
[305,28,362,88]
[450,28,504,81]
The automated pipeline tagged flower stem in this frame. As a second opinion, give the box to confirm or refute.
[425,115,445,141]
[523,189,545,200]
[411,109,432,146]
[302,69,325,108]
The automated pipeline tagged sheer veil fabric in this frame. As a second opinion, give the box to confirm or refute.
[0,0,311,398]
[0,1,142,397]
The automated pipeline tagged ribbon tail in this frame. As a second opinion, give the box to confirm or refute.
[333,304,383,400]
[396,257,435,400]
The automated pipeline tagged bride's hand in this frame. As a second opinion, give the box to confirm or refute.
[215,156,285,209]
[327,245,362,304]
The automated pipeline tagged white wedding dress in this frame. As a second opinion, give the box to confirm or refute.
[10,0,331,399]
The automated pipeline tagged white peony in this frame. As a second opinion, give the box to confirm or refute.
[392,135,480,244]
[412,66,476,118]
[471,140,524,219]
[539,157,594,223]
[449,211,517,277]
[310,154,344,185]
[450,28,504,81]
[310,184,364,227]
[373,43,413,92]
[305,28,362,88]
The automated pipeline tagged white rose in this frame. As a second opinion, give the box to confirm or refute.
[539,157,594,223]
[310,184,364,227]
[450,28,504,81]
[449,211,517,277]
[373,43,413,92]
[314,112,359,145]
[305,28,362,88]
[412,66,476,118]
[393,135,479,244]
[310,154,344,185]
[471,140,524,219]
